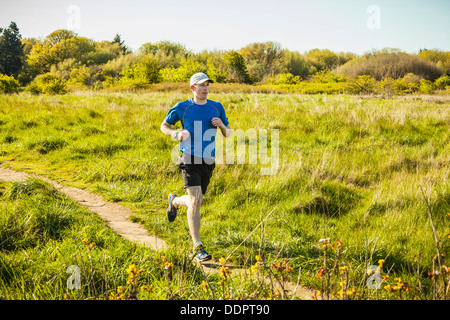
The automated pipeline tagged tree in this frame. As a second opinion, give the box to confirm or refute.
[26,36,95,77]
[138,40,189,69]
[239,41,284,82]
[44,29,77,45]
[418,49,450,76]
[0,22,25,77]
[305,49,340,71]
[120,57,162,85]
[113,34,129,54]
[223,50,252,84]
[282,50,315,79]
[161,58,204,83]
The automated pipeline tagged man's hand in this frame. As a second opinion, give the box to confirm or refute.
[212,117,231,138]
[177,129,190,141]
[211,117,224,129]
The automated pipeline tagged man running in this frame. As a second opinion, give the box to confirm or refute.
[160,72,231,262]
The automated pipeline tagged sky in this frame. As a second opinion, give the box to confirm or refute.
[1,0,449,54]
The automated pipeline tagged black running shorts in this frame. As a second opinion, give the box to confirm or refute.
[178,153,215,195]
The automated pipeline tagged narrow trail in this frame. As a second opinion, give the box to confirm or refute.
[0,165,315,300]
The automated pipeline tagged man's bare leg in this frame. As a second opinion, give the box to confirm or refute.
[172,186,203,246]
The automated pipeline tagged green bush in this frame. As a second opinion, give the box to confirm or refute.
[119,56,162,88]
[267,72,301,85]
[346,75,377,94]
[161,59,205,83]
[419,79,435,94]
[434,75,450,89]
[339,51,443,81]
[0,74,20,94]
[26,73,67,94]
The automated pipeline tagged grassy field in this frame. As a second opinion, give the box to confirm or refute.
[0,90,449,300]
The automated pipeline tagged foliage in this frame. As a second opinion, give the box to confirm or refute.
[0,73,20,94]
[206,58,228,83]
[161,58,205,83]
[2,26,449,95]
[267,72,301,85]
[119,56,162,87]
[112,34,130,55]
[0,21,24,77]
[26,73,66,94]
[338,51,443,81]
[283,50,316,78]
[418,49,450,75]
[223,50,252,84]
[26,31,96,77]
[435,75,450,90]
[240,41,284,82]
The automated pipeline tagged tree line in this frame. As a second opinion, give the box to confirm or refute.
[1,21,450,94]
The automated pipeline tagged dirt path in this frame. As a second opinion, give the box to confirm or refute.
[0,166,166,250]
[0,165,315,300]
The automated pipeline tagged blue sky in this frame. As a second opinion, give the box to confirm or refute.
[1,0,449,54]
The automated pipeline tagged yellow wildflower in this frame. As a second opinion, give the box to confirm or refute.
[201,281,208,291]
[346,288,356,296]
[255,255,262,262]
[250,264,258,273]
[219,257,226,265]
[378,259,385,269]
[127,264,137,274]
[219,266,232,280]
[140,284,153,293]
[339,266,348,274]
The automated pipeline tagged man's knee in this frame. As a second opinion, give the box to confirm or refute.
[187,186,203,208]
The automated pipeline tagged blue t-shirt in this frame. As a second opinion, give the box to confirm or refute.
[165,98,229,159]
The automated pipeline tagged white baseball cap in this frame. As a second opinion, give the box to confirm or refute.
[190,72,213,86]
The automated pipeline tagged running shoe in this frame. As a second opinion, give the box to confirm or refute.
[167,193,178,222]
[193,244,212,262]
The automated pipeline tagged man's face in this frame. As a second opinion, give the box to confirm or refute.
[191,81,210,99]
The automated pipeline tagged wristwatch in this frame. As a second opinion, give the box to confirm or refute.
[172,131,179,140]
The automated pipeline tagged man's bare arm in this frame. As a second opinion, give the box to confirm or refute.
[160,120,190,141]
[211,118,231,138]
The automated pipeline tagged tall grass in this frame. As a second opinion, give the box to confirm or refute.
[0,91,449,299]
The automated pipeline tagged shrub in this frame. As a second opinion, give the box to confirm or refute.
[345,75,377,94]
[378,77,398,96]
[310,70,347,83]
[0,74,20,94]
[26,73,67,94]
[161,58,205,83]
[206,58,228,83]
[339,51,443,81]
[117,57,162,88]
[267,72,301,85]
[419,79,435,94]
[434,75,450,89]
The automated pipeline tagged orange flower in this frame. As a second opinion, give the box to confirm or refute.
[316,267,326,279]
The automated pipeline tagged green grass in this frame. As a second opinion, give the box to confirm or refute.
[0,91,449,299]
